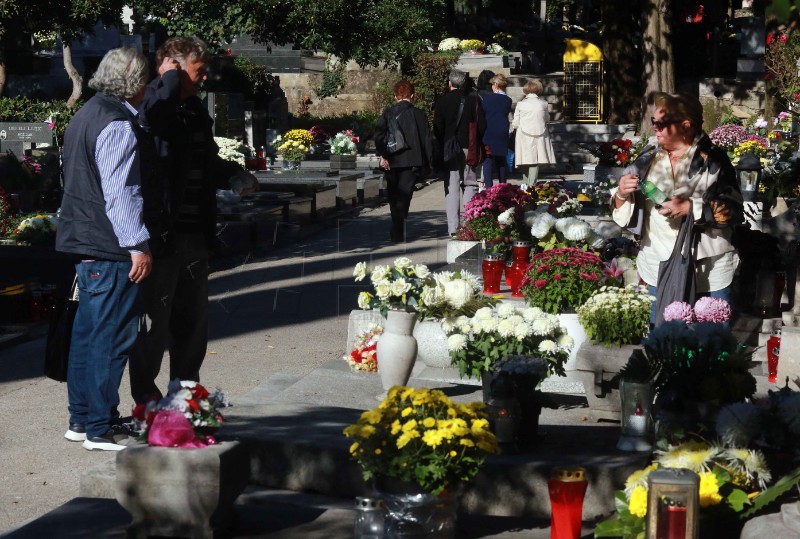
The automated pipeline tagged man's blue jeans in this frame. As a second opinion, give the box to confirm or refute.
[67,260,139,438]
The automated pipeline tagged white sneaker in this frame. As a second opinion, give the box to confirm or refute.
[82,425,131,451]
[64,424,86,442]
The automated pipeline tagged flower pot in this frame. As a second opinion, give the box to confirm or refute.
[281,159,302,171]
[330,153,357,170]
[377,310,418,390]
[556,313,588,370]
[413,318,450,368]
[374,477,457,539]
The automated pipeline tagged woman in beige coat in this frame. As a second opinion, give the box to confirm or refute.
[510,79,556,183]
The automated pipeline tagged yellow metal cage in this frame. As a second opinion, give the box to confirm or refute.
[563,39,603,123]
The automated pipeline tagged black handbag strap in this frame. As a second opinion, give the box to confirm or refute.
[455,97,465,131]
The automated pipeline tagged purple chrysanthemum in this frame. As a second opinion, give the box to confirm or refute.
[663,301,694,323]
[694,296,732,323]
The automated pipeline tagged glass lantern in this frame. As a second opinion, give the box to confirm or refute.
[646,468,699,539]
[353,496,385,538]
[617,380,653,452]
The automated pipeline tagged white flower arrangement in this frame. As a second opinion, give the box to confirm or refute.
[214,136,248,166]
[577,284,653,346]
[418,270,496,319]
[437,37,461,51]
[354,258,433,316]
[486,43,506,55]
[328,130,359,155]
[529,213,603,250]
[497,207,515,227]
[446,305,572,379]
[555,197,583,217]
[13,214,57,245]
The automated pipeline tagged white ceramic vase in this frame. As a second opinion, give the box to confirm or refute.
[377,310,418,390]
[556,313,588,371]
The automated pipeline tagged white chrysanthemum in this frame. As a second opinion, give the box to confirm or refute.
[524,211,539,227]
[722,448,771,488]
[498,207,515,227]
[480,317,498,333]
[471,318,485,334]
[475,307,494,320]
[447,333,468,351]
[715,402,762,446]
[497,318,516,337]
[538,340,557,354]
[505,314,524,329]
[353,261,368,281]
[375,282,392,300]
[358,291,372,309]
[532,316,558,336]
[461,271,480,291]
[443,279,472,309]
[434,271,453,284]
[391,278,412,296]
[557,334,575,351]
[413,264,430,278]
[441,317,457,333]
[530,213,556,238]
[420,286,437,307]
[497,303,517,318]
[394,257,412,270]
[562,219,592,242]
[438,37,461,51]
[371,265,391,284]
[522,307,544,321]
[455,315,472,334]
[513,322,533,339]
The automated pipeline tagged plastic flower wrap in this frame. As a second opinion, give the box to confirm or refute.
[343,386,498,495]
[444,304,572,379]
[344,324,382,372]
[354,258,434,316]
[132,379,229,448]
[437,37,461,51]
[13,214,57,245]
[520,247,609,314]
[578,284,653,346]
[328,129,360,155]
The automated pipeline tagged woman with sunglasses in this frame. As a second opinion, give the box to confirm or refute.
[611,92,744,324]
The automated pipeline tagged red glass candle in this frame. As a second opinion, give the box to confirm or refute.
[548,467,587,539]
[509,241,531,297]
[482,254,504,294]
[656,499,687,539]
[767,333,780,383]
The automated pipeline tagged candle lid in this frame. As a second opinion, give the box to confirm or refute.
[484,253,504,261]
[551,466,586,482]
[513,240,531,247]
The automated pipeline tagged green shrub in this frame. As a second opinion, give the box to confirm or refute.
[232,56,275,97]
[0,97,79,146]
[406,50,460,124]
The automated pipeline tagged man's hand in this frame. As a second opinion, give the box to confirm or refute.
[379,157,391,171]
[129,251,153,283]
[159,56,180,77]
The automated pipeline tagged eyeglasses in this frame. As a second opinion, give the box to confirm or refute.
[651,117,679,130]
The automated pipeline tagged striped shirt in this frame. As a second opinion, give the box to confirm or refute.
[95,100,149,254]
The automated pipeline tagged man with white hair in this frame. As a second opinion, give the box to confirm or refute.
[56,47,153,451]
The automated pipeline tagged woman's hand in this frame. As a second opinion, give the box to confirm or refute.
[613,173,639,207]
[658,196,691,219]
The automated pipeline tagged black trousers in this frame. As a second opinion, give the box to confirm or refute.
[386,166,419,242]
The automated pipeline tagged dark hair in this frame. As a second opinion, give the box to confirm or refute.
[477,70,495,91]
[394,80,414,99]
[156,36,208,67]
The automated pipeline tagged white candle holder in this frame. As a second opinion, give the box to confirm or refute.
[617,380,653,452]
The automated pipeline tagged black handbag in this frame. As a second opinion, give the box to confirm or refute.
[44,277,79,382]
[655,213,697,327]
[385,109,410,155]
[442,98,465,163]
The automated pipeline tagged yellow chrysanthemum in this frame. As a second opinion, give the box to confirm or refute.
[359,425,375,438]
[374,448,382,455]
[362,409,382,425]
[459,438,475,447]
[422,429,444,447]
[470,418,490,435]
[401,407,413,418]
[450,450,457,457]
[698,472,723,507]
[422,417,436,428]
[349,442,359,454]
[397,430,420,449]
[402,419,418,432]
[628,486,648,518]
[390,419,402,435]
[624,463,659,496]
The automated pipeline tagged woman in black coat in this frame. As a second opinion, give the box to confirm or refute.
[374,80,433,243]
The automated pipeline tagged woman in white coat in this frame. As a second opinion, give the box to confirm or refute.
[510,79,556,183]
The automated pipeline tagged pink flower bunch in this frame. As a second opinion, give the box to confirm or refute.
[663,297,732,324]
[463,183,532,222]
[709,124,749,151]
[745,134,769,147]
[663,301,695,323]
[309,124,337,144]
[694,296,732,323]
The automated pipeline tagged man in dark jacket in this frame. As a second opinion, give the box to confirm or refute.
[57,48,152,451]
[374,80,433,243]
[433,69,486,236]
[129,36,256,403]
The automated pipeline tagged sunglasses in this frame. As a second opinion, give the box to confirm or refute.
[651,117,679,130]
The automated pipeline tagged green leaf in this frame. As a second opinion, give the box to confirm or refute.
[726,488,750,512]
[742,466,800,518]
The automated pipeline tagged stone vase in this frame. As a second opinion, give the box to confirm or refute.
[556,313,588,370]
[330,153,357,170]
[413,319,451,368]
[377,310,418,390]
[115,441,249,539]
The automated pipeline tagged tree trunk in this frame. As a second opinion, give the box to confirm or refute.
[63,42,83,108]
[640,0,675,140]
[601,0,643,124]
[0,60,6,97]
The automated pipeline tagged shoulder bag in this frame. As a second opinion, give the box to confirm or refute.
[385,108,410,155]
[654,212,697,327]
[442,98,465,163]
[44,276,79,382]
[465,98,486,167]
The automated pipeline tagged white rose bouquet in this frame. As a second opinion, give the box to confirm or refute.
[445,304,573,379]
[353,257,434,316]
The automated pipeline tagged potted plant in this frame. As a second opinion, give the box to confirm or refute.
[343,386,498,537]
[353,257,434,389]
[578,284,653,347]
[520,247,612,315]
[459,183,533,253]
[581,138,637,182]
[273,129,313,170]
[328,129,360,170]
[488,355,552,447]
[444,303,573,385]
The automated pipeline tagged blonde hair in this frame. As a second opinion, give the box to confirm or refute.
[490,74,508,91]
[523,80,544,95]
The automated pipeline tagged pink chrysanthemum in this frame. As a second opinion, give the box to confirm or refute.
[664,301,694,323]
[694,297,732,323]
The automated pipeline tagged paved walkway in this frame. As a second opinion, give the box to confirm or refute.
[1,176,574,534]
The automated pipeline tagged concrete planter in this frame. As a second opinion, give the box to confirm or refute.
[413,318,451,368]
[330,153,357,170]
[568,342,641,421]
[446,239,481,264]
[115,441,248,539]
